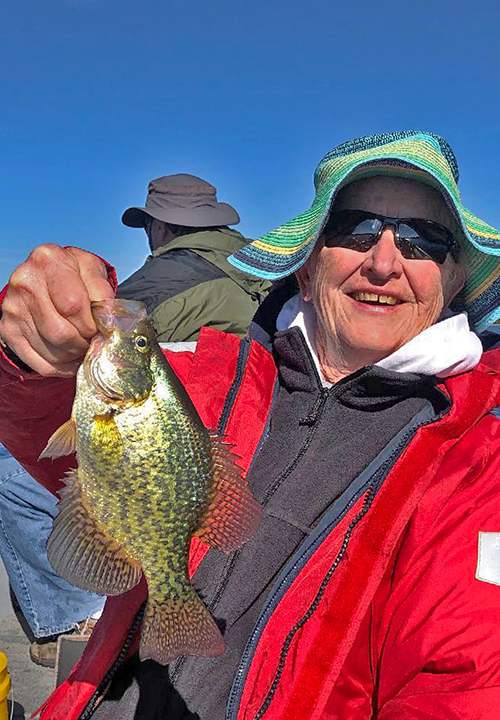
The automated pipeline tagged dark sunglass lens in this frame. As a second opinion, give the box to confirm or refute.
[398,223,448,263]
[410,219,453,244]
[347,218,382,251]
[323,214,382,252]
[329,235,374,251]
[397,222,423,242]
[352,218,382,235]
[397,237,431,261]
[417,222,459,261]
[323,210,367,236]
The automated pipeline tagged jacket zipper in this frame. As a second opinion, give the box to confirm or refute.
[169,338,252,685]
[170,362,341,687]
[217,337,251,435]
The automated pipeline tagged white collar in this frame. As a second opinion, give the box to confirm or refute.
[276,294,483,385]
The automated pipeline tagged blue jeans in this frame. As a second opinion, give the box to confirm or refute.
[0,442,105,638]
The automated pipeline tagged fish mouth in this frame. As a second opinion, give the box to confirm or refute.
[85,300,153,406]
[91,300,148,336]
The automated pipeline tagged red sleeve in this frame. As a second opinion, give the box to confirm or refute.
[0,349,195,498]
[376,414,500,719]
[0,255,117,494]
[164,350,196,387]
[0,256,200,496]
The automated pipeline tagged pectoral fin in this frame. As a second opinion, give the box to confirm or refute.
[194,434,262,553]
[39,418,77,460]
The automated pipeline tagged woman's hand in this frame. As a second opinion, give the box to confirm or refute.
[0,245,114,377]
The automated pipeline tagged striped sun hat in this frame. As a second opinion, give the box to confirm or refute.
[229,131,500,331]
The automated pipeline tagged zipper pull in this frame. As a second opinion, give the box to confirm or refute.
[299,391,327,426]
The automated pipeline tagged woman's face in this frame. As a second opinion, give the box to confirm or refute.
[296,177,466,367]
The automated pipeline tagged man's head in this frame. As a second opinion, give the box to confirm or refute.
[122,174,240,250]
[296,176,466,374]
[142,217,206,252]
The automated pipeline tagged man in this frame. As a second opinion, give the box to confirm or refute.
[117,173,270,341]
[2,131,500,719]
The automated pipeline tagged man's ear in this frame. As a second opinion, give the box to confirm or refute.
[443,261,467,309]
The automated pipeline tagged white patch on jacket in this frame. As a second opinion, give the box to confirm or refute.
[476,532,500,586]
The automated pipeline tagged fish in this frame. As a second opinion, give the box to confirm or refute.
[40,298,261,664]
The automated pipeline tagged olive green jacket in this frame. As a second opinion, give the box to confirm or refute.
[117,229,271,342]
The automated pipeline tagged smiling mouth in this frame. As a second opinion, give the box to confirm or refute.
[349,292,403,306]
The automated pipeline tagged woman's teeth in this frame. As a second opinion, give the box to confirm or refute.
[351,292,400,306]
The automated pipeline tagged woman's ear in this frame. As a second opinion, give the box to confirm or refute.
[295,247,320,302]
[442,260,466,310]
[295,266,312,301]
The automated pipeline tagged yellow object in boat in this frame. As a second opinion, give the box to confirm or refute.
[0,652,11,720]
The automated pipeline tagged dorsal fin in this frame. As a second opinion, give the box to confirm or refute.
[194,433,261,553]
[39,418,77,460]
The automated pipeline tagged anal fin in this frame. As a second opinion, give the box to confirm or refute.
[194,434,262,553]
[47,469,142,595]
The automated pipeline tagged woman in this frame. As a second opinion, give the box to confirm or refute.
[1,130,500,719]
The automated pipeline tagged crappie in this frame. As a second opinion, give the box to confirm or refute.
[40,298,261,664]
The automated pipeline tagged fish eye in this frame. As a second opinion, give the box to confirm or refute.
[134,335,150,353]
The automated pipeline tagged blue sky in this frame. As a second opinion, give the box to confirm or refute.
[1,0,499,289]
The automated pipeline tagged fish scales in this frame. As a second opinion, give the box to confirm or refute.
[77,379,211,591]
[41,298,261,664]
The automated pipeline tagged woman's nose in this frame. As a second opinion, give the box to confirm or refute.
[363,228,403,280]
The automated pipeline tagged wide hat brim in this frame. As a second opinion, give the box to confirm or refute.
[228,132,500,331]
[122,202,240,228]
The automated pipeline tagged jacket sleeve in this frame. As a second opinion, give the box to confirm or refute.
[116,250,227,319]
[0,255,116,494]
[375,413,500,719]
[0,345,195,497]
[0,256,195,495]
[0,358,78,495]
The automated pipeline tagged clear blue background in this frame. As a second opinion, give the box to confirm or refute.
[1,0,499,289]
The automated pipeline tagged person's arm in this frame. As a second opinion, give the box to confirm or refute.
[375,414,500,719]
[0,245,116,493]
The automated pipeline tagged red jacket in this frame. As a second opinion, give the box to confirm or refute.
[2,326,500,719]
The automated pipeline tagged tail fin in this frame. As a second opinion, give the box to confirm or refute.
[140,587,225,665]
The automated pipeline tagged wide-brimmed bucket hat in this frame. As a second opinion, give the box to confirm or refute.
[229,131,500,331]
[122,173,240,228]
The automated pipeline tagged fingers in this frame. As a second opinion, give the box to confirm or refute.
[73,247,115,302]
[0,244,113,377]
[2,334,83,378]
[60,247,115,337]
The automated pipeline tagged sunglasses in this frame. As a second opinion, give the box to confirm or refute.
[322,210,460,265]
